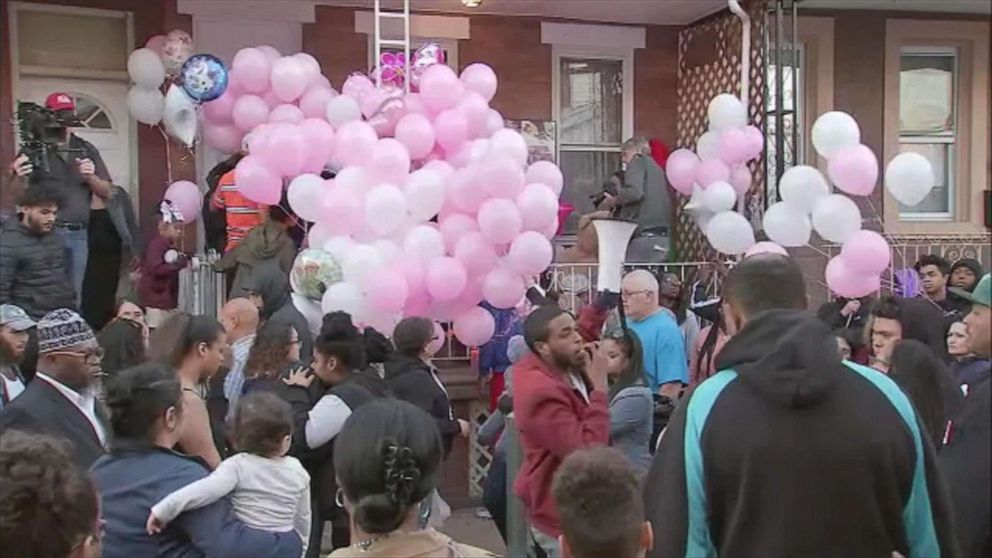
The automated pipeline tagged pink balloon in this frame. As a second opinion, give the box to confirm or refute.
[202,87,237,125]
[840,230,891,275]
[426,257,468,302]
[395,113,436,160]
[423,160,455,182]
[460,63,498,102]
[453,306,496,347]
[434,109,469,152]
[665,149,700,195]
[245,123,271,155]
[447,139,489,169]
[270,57,308,102]
[825,255,881,298]
[232,95,270,132]
[322,187,363,236]
[400,258,428,300]
[828,144,879,196]
[298,118,336,173]
[163,180,201,223]
[420,64,464,113]
[232,48,271,94]
[404,225,446,262]
[507,231,553,276]
[485,109,505,136]
[454,232,499,276]
[729,165,752,195]
[202,123,243,154]
[718,128,750,165]
[262,90,282,108]
[235,155,282,205]
[696,159,731,187]
[457,275,485,308]
[405,295,431,320]
[299,87,334,119]
[269,104,304,124]
[292,52,322,86]
[306,76,333,94]
[145,35,166,54]
[259,123,307,177]
[479,153,525,199]
[483,267,526,309]
[742,125,764,160]
[457,92,489,138]
[368,138,411,184]
[439,214,479,253]
[516,183,558,231]
[404,93,428,116]
[744,241,788,258]
[446,167,489,214]
[360,88,389,119]
[525,161,564,198]
[334,121,378,167]
[257,45,281,63]
[342,73,375,101]
[478,198,522,245]
[366,269,409,312]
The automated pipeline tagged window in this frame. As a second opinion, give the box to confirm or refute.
[898,48,957,220]
[765,43,804,204]
[16,8,128,72]
[73,94,114,130]
[555,55,629,234]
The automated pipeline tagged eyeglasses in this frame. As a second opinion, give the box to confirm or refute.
[620,289,651,298]
[49,347,105,363]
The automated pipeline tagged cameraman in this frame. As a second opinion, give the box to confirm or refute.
[7,93,112,307]
[600,136,673,263]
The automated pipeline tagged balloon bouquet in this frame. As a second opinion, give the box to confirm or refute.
[665,94,937,299]
[185,43,562,347]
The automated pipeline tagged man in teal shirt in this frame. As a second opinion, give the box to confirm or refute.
[622,270,688,398]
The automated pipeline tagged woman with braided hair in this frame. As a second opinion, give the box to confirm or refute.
[329,398,494,558]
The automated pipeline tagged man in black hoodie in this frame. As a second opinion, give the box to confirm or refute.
[240,264,313,363]
[643,254,957,558]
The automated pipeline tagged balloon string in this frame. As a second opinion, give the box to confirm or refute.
[158,125,174,184]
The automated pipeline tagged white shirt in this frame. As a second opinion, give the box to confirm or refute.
[305,394,352,449]
[35,373,107,447]
[2,373,25,403]
[152,453,312,556]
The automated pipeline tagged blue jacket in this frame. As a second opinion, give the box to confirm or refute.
[90,446,302,558]
[478,304,523,375]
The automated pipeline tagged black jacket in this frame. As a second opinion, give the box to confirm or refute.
[241,264,313,363]
[941,379,990,558]
[385,354,460,456]
[644,310,958,558]
[0,218,75,319]
[0,376,108,469]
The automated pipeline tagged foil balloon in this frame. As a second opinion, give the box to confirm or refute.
[376,51,407,89]
[179,54,229,103]
[366,95,407,137]
[161,30,194,74]
[290,248,344,301]
[409,43,446,90]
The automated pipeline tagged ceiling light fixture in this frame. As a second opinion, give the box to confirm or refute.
[461,0,484,7]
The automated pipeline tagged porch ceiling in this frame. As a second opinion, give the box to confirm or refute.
[799,0,991,15]
[315,0,729,26]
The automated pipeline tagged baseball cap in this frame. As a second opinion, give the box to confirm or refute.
[949,273,991,308]
[0,304,37,332]
[45,92,76,112]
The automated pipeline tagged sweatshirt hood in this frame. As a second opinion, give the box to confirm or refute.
[715,309,843,408]
[238,222,290,262]
[950,258,984,290]
[241,265,290,319]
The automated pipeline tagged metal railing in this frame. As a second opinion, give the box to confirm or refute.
[177,258,227,319]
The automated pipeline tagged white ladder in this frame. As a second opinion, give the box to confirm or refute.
[373,0,412,93]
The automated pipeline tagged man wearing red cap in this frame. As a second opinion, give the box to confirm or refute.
[7,92,113,307]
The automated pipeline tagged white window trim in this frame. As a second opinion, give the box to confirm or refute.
[897,46,959,222]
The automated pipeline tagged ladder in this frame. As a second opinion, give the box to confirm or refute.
[373,0,412,93]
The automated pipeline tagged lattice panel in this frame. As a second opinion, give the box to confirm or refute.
[675,1,769,262]
[468,400,493,498]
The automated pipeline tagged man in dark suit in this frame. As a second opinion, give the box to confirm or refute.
[0,308,108,468]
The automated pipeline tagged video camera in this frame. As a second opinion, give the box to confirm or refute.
[16,101,83,175]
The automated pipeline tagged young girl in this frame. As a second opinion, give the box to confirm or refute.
[146,392,311,556]
[139,200,191,329]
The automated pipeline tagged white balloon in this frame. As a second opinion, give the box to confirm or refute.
[163,84,197,147]
[779,165,830,214]
[885,152,935,207]
[321,281,367,320]
[403,225,445,262]
[323,236,355,261]
[489,129,528,167]
[812,111,861,159]
[405,169,445,221]
[372,239,401,263]
[126,86,164,125]
[342,244,384,284]
[288,174,327,222]
[307,222,334,247]
[701,181,738,213]
[762,201,812,247]
[705,211,756,255]
[812,194,862,243]
[127,48,166,89]
[365,185,407,236]
[685,185,715,230]
[707,94,747,131]
[326,95,362,127]
[696,131,721,161]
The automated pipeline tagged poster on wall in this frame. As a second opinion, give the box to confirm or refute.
[504,119,557,164]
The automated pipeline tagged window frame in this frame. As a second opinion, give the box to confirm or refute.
[765,41,807,203]
[897,46,959,222]
[552,45,634,238]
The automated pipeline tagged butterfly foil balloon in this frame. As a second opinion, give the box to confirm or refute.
[409,43,446,91]
[376,51,407,89]
[367,95,406,136]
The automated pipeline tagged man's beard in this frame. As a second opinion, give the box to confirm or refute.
[551,349,580,372]
[24,215,49,233]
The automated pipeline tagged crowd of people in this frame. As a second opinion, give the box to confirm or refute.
[1,92,989,558]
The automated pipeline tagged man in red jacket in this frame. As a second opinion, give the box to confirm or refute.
[513,305,610,558]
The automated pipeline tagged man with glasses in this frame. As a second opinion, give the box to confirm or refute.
[1,308,108,469]
[621,270,688,399]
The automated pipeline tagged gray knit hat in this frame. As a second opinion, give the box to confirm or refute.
[37,309,96,354]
